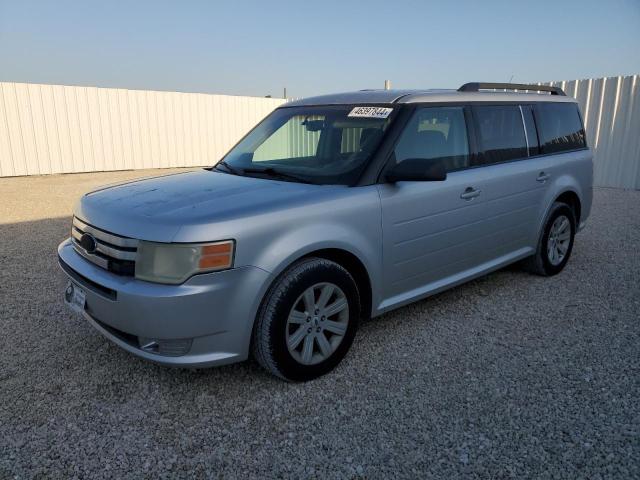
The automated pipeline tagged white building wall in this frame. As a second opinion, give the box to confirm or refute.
[0,82,286,177]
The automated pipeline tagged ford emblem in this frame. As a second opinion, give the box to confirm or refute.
[79,233,97,254]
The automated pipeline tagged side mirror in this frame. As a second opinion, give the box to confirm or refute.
[384,158,447,182]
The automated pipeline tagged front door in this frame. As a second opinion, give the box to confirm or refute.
[377,106,489,310]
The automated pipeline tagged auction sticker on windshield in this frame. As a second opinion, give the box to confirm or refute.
[348,106,393,119]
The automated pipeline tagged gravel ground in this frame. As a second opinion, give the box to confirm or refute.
[0,170,638,479]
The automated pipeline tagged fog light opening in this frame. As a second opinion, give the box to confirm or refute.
[137,337,193,357]
[139,339,159,353]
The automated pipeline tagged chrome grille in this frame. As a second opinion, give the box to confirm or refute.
[71,217,138,276]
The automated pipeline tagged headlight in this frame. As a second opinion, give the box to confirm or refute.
[135,240,235,284]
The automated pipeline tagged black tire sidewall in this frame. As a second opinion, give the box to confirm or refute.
[265,260,360,381]
[540,203,576,275]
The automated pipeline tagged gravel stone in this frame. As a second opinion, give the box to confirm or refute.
[0,170,638,478]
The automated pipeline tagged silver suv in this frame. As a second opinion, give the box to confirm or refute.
[59,82,593,381]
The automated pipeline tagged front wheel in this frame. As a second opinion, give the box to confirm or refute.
[252,258,360,381]
[523,201,576,276]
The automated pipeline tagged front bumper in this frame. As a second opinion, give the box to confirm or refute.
[58,239,271,367]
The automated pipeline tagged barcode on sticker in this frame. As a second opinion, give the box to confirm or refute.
[348,107,393,119]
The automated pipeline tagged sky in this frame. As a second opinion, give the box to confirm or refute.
[0,0,639,99]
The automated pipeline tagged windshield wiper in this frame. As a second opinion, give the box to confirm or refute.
[214,160,243,176]
[215,162,314,184]
[241,167,314,184]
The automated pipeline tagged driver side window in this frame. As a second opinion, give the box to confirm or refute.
[394,107,470,172]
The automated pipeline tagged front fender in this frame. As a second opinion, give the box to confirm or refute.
[252,221,382,309]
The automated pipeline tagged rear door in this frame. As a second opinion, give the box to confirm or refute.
[377,106,491,308]
[468,104,550,256]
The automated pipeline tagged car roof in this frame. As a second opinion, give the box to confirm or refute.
[285,89,578,107]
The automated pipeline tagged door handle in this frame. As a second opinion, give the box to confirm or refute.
[460,187,481,200]
[537,172,551,183]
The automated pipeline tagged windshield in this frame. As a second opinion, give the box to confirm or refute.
[217,105,395,185]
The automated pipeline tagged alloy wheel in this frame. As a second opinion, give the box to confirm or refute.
[547,214,571,266]
[285,282,349,365]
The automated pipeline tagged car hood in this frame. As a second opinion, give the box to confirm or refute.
[75,169,342,242]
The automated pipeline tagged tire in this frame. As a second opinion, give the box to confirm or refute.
[523,201,576,276]
[252,257,360,381]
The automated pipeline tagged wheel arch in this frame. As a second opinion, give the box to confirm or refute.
[533,184,584,254]
[298,248,373,321]
[554,190,582,224]
[255,245,374,327]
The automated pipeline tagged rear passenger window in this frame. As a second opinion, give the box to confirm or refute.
[473,105,527,164]
[535,103,586,154]
[394,107,469,172]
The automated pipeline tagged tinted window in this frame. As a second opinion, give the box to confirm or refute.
[536,103,586,154]
[521,105,540,156]
[474,105,527,164]
[394,107,469,172]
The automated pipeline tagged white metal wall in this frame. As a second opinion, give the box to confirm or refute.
[542,75,640,189]
[0,82,286,177]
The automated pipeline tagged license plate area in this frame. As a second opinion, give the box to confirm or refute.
[59,258,117,301]
[64,281,86,313]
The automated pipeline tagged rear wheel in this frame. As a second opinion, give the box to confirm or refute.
[252,258,360,381]
[523,202,576,276]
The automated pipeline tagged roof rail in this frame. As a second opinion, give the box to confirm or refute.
[458,82,565,96]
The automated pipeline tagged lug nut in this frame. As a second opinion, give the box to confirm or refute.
[307,328,312,333]
[306,317,311,322]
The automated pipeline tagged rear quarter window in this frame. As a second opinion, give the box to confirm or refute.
[535,103,586,154]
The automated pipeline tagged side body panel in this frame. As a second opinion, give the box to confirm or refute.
[374,99,592,315]
[376,171,488,309]
[534,149,593,232]
[475,158,549,255]
[375,148,592,315]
